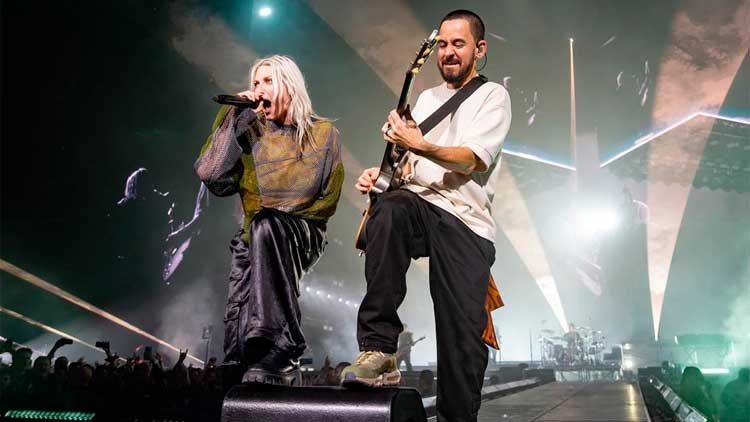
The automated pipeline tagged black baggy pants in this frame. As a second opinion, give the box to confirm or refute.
[223,208,325,365]
[357,190,495,422]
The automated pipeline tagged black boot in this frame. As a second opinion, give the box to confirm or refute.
[241,347,301,386]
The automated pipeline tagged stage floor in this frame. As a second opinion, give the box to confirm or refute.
[477,381,650,421]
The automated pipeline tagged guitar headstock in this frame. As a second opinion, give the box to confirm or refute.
[408,29,439,75]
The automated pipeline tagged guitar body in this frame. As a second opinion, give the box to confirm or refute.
[355,31,438,253]
[354,207,370,252]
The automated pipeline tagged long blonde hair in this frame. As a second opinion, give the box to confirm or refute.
[249,55,325,150]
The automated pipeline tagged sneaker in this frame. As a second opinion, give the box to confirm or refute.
[241,348,301,386]
[340,351,401,387]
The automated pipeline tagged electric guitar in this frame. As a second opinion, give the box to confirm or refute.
[355,30,439,252]
[395,336,426,359]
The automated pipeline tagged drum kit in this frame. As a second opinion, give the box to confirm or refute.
[539,325,607,366]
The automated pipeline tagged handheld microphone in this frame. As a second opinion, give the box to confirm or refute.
[212,94,271,108]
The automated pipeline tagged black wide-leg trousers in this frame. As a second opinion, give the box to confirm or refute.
[223,208,325,365]
[357,190,495,422]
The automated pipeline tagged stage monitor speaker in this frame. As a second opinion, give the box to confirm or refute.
[221,383,427,422]
[497,366,524,382]
[523,368,555,383]
[638,366,665,379]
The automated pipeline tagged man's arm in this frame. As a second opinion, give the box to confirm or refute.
[413,143,486,175]
[173,349,188,371]
[47,338,73,360]
[384,86,511,176]
[383,110,482,176]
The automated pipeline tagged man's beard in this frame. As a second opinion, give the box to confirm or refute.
[440,56,475,85]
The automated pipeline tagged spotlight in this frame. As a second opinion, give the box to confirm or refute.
[258,6,272,18]
[623,359,634,370]
[699,368,729,375]
[623,343,632,351]
[574,207,620,236]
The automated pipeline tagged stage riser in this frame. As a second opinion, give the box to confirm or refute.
[221,384,427,422]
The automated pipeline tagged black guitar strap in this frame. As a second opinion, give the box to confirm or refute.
[417,74,488,135]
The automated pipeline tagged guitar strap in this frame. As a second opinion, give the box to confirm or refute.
[417,74,488,135]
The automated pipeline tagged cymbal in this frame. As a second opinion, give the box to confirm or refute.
[541,329,556,334]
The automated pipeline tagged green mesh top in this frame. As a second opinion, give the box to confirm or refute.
[195,105,344,240]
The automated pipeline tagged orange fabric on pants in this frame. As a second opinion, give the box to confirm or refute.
[482,275,504,349]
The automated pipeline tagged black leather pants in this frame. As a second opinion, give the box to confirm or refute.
[223,208,325,365]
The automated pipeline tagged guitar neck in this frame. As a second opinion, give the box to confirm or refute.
[365,31,436,199]
[355,30,437,252]
[373,71,414,185]
[396,72,415,114]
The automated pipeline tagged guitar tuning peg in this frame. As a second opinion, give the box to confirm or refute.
[413,68,420,74]
[417,58,425,65]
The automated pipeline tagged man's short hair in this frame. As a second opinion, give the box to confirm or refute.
[440,9,485,44]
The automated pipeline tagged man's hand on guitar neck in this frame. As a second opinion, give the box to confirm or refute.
[383,110,425,152]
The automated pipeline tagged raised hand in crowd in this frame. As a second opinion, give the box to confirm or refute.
[95,340,120,365]
[47,337,74,360]
[154,352,164,370]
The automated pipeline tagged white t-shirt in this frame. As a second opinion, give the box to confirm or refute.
[403,80,511,243]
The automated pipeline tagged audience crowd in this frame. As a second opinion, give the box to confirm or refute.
[4,338,745,421]
[0,338,437,416]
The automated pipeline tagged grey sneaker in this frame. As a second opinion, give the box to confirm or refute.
[340,351,401,387]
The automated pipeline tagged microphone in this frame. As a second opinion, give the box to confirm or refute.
[212,94,271,108]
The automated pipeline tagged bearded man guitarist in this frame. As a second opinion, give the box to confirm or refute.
[341,9,511,422]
